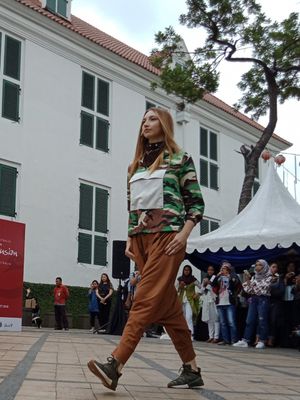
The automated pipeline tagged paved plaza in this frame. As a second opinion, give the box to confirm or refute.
[0,327,300,400]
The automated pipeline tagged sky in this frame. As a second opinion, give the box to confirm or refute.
[71,0,300,200]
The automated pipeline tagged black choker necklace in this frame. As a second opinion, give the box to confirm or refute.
[141,141,165,167]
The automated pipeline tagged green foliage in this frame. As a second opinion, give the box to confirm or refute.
[23,281,111,327]
[151,0,300,119]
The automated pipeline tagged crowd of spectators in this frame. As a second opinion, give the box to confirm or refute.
[196,259,300,350]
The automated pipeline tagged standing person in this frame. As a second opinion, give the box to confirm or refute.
[54,277,69,330]
[233,259,272,349]
[212,262,241,345]
[88,280,101,333]
[282,262,296,347]
[88,107,205,390]
[267,262,285,347]
[97,273,114,333]
[177,265,201,339]
[200,265,220,343]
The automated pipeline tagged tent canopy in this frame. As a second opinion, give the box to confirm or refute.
[186,163,300,271]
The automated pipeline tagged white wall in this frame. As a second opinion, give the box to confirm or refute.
[0,4,288,287]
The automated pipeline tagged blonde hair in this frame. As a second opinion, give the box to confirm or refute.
[129,108,180,177]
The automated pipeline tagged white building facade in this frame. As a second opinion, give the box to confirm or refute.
[0,0,290,286]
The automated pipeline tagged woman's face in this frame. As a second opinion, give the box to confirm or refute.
[101,274,108,283]
[255,261,264,273]
[207,266,215,275]
[141,110,164,143]
[270,264,278,275]
[183,267,191,276]
[220,266,229,276]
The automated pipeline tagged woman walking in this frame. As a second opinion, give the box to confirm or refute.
[88,108,205,390]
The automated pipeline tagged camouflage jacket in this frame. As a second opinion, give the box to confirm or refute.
[128,150,205,236]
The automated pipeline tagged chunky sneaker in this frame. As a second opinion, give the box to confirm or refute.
[233,339,248,348]
[167,364,204,388]
[87,357,121,391]
[255,341,265,349]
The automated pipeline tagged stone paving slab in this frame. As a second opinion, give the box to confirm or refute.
[0,327,299,400]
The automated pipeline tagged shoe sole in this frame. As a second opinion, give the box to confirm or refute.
[168,377,204,389]
[87,360,115,391]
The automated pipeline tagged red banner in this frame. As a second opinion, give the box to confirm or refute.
[0,219,25,331]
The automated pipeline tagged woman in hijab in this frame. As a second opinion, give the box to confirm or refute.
[233,259,272,349]
[177,265,201,338]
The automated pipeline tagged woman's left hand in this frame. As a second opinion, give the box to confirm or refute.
[165,231,188,256]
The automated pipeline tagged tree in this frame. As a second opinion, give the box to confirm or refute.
[150,0,300,212]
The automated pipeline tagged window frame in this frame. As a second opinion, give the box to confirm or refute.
[200,217,220,236]
[0,161,18,218]
[199,126,219,190]
[45,0,68,18]
[0,31,22,123]
[80,70,110,153]
[77,181,110,267]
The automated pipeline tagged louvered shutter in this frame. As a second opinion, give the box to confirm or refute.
[210,131,218,161]
[0,164,17,217]
[146,101,156,110]
[97,79,109,116]
[200,219,209,235]
[2,80,20,122]
[81,72,95,110]
[94,236,107,266]
[210,163,218,190]
[200,128,208,157]
[79,183,93,230]
[210,221,220,232]
[80,111,94,147]
[96,117,109,152]
[78,233,92,264]
[4,36,21,80]
[46,0,56,12]
[200,159,208,187]
[94,188,108,233]
[57,0,67,16]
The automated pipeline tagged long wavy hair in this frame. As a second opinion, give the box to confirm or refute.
[129,108,180,177]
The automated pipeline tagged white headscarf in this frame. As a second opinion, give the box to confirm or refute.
[255,259,270,281]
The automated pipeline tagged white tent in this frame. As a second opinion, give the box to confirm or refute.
[187,162,300,257]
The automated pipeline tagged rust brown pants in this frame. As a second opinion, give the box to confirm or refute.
[112,232,196,365]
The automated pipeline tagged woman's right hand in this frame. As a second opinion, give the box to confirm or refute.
[125,237,135,261]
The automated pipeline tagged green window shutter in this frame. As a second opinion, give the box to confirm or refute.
[146,101,156,110]
[200,219,209,235]
[200,128,208,157]
[94,187,108,233]
[4,36,21,80]
[210,131,218,161]
[2,80,20,122]
[94,235,107,266]
[46,0,56,12]
[80,111,94,147]
[210,163,218,190]
[57,0,67,17]
[97,79,109,116]
[96,117,109,152]
[0,164,17,217]
[210,221,219,232]
[200,159,208,187]
[81,72,95,110]
[79,183,93,230]
[78,233,92,264]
